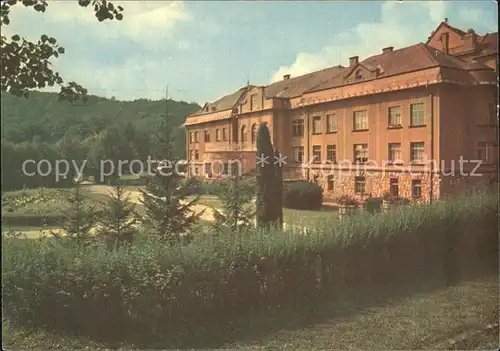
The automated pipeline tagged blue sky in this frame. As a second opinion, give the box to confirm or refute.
[6,1,498,104]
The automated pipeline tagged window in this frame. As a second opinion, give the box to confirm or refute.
[216,129,221,142]
[205,163,212,177]
[223,128,228,141]
[220,163,229,176]
[241,125,248,143]
[250,94,258,111]
[204,130,211,143]
[412,179,422,199]
[194,150,199,160]
[312,145,321,163]
[410,103,425,126]
[354,144,368,164]
[230,161,240,176]
[410,142,425,163]
[189,150,194,160]
[355,69,362,80]
[293,146,304,163]
[326,145,337,163]
[388,106,402,126]
[327,175,334,191]
[189,132,194,143]
[251,124,258,143]
[353,110,368,131]
[312,116,322,134]
[355,176,365,194]
[326,114,337,133]
[194,132,199,143]
[292,119,304,137]
[388,143,402,164]
[477,142,496,164]
[390,178,399,198]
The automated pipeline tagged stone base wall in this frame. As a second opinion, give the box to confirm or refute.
[309,170,442,203]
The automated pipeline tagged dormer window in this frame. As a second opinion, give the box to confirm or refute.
[355,69,362,80]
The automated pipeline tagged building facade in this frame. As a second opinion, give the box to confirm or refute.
[184,20,498,202]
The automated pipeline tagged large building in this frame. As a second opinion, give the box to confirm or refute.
[184,20,498,202]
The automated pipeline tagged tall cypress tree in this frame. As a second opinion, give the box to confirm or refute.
[273,149,284,228]
[256,123,275,228]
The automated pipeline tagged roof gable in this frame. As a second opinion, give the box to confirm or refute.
[426,21,466,44]
[343,62,380,83]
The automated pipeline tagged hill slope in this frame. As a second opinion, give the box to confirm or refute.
[0,91,201,144]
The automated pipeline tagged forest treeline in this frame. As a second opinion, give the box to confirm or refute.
[1,92,201,191]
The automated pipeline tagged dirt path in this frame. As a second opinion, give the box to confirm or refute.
[87,185,216,222]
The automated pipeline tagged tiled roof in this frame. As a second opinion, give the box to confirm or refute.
[192,86,252,116]
[263,65,347,99]
[194,30,495,114]
[476,32,498,57]
[306,43,492,93]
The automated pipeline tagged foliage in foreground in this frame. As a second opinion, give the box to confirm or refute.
[1,0,123,101]
[2,191,498,345]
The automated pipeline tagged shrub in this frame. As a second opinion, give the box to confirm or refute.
[2,190,497,347]
[283,180,323,210]
[364,197,382,214]
[338,195,360,207]
[184,178,203,196]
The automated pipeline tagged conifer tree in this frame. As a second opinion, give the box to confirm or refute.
[55,180,99,245]
[212,176,255,232]
[139,111,202,245]
[256,123,275,228]
[272,149,284,228]
[98,181,137,247]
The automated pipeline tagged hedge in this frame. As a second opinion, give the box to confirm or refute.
[2,212,65,227]
[2,190,497,345]
[283,180,323,210]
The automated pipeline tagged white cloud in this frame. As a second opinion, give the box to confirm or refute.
[5,1,191,45]
[270,1,451,83]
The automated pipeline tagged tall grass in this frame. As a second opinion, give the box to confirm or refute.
[2,190,497,344]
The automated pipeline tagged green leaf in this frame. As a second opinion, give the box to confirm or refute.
[41,34,48,42]
[116,13,123,21]
[57,47,65,54]
[48,37,57,45]
[11,34,20,41]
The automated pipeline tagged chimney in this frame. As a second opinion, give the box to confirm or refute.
[382,46,394,54]
[349,56,359,67]
[283,74,290,80]
[444,17,448,24]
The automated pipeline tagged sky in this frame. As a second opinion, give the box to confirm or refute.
[5,0,498,105]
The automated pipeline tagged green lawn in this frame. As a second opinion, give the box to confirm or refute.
[191,195,340,224]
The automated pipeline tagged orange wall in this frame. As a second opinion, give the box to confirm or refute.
[280,87,439,170]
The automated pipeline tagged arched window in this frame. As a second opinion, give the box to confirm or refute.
[241,125,248,143]
[251,124,258,143]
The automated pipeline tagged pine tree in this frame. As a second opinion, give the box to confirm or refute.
[56,181,99,245]
[212,176,255,233]
[256,123,276,228]
[98,181,138,247]
[139,111,202,245]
